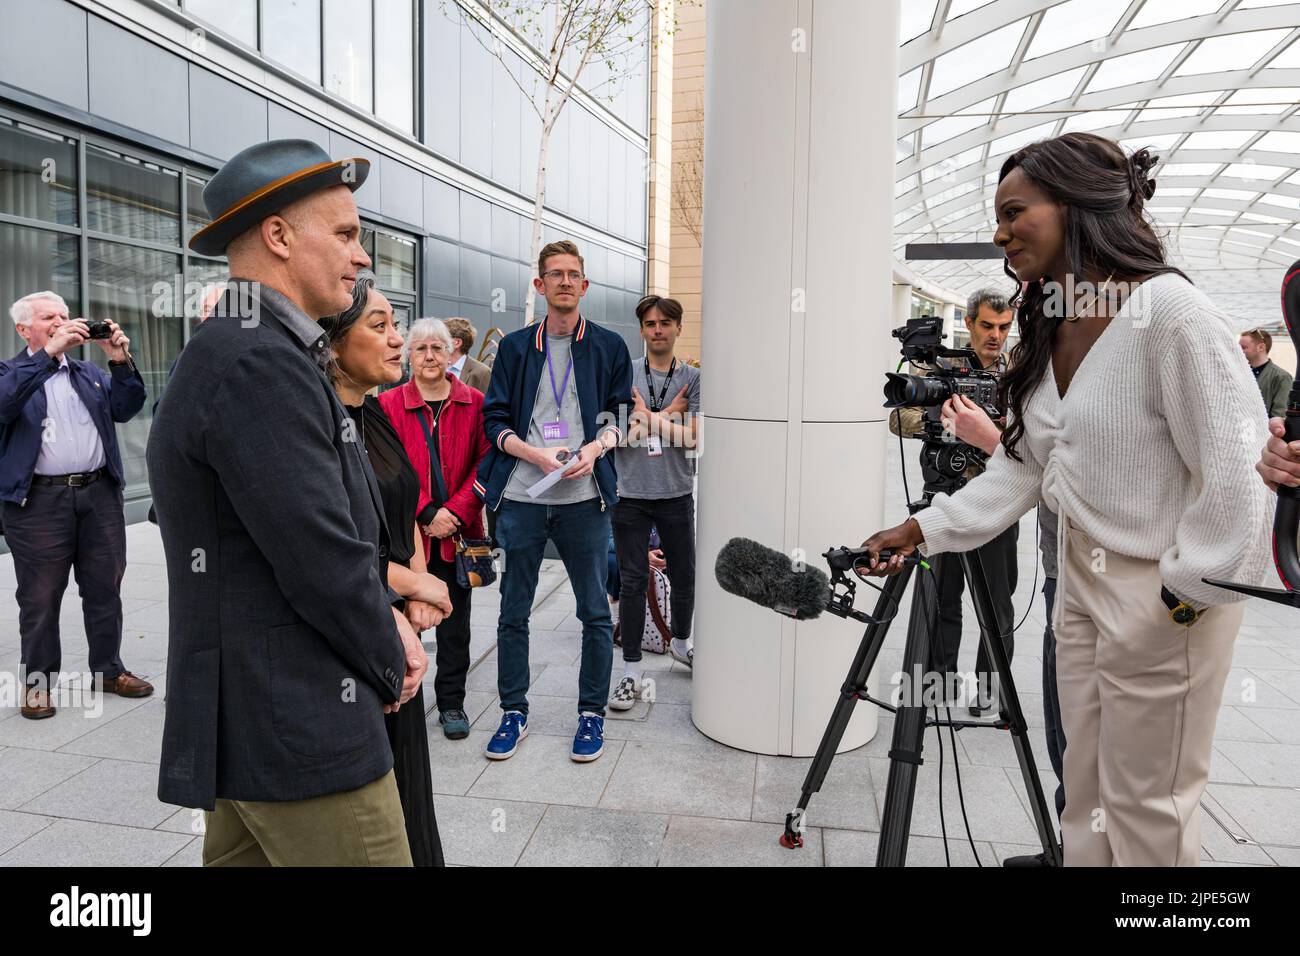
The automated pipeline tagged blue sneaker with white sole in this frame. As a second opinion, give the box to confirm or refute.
[571,712,605,762]
[485,710,527,760]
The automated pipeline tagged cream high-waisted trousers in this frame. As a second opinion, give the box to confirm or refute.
[1054,519,1243,866]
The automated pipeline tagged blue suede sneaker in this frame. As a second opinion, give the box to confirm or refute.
[571,712,605,762]
[485,710,528,760]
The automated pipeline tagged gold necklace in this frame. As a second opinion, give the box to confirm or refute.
[1065,272,1115,323]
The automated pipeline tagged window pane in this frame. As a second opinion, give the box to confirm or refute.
[375,230,416,293]
[88,241,184,497]
[86,145,180,247]
[325,0,374,112]
[0,119,78,226]
[184,0,257,46]
[186,174,214,241]
[184,256,230,332]
[375,0,414,132]
[0,224,80,358]
[263,0,322,84]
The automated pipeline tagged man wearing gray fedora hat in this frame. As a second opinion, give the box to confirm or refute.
[148,139,438,866]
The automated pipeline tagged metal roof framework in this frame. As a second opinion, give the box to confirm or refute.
[894,0,1300,325]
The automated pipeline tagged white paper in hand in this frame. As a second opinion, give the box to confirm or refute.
[525,455,583,498]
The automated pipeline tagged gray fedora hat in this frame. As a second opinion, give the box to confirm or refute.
[189,139,370,257]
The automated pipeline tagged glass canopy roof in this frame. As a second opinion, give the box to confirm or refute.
[894,0,1300,327]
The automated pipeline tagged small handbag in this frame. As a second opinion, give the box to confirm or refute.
[454,535,497,589]
[613,566,673,655]
[419,402,496,589]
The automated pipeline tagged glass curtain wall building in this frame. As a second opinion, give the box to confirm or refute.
[892,0,1300,329]
[0,0,653,513]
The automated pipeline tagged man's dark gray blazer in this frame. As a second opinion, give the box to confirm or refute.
[147,285,406,810]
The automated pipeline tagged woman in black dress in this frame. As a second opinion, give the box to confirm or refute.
[320,272,452,867]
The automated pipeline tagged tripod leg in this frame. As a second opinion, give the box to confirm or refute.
[959,549,1062,866]
[876,555,944,867]
[781,565,912,848]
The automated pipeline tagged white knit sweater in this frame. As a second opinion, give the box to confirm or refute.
[915,272,1273,611]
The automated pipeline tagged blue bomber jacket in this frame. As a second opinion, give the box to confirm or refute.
[475,315,632,511]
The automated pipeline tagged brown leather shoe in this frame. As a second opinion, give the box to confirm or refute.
[100,671,154,698]
[21,687,55,720]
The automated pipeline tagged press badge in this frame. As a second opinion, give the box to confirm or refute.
[646,434,663,457]
[542,421,570,441]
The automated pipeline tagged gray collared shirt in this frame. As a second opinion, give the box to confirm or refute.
[27,348,107,476]
[252,283,331,370]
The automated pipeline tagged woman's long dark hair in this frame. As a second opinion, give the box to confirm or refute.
[319,270,377,389]
[997,132,1185,461]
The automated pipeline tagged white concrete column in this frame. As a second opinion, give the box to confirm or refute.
[942,302,957,347]
[893,283,913,329]
[693,0,901,755]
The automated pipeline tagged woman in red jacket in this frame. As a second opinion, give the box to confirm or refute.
[379,318,490,740]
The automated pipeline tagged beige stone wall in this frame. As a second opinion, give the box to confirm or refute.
[669,0,705,363]
[646,1,675,300]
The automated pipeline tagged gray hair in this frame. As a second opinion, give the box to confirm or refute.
[10,291,68,327]
[406,317,454,362]
[965,288,1011,320]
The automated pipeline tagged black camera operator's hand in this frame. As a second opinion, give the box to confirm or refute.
[860,518,924,576]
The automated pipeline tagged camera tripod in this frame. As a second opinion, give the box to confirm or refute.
[780,497,1062,867]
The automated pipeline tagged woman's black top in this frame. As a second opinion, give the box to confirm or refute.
[343,394,443,867]
[345,397,419,564]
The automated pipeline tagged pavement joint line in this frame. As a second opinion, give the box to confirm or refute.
[425,565,570,719]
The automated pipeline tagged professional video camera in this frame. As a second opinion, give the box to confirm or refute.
[711,321,1058,868]
[882,316,1002,496]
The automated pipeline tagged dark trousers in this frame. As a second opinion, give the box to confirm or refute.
[934,522,1017,702]
[1041,576,1067,821]
[428,550,473,712]
[3,477,127,688]
[612,494,695,663]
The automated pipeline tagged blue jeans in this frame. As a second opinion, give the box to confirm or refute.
[494,497,613,716]
[1042,576,1067,821]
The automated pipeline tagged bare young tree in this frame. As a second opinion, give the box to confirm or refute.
[672,89,703,248]
[445,0,674,324]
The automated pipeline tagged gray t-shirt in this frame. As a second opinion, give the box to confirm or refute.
[503,333,598,505]
[615,359,701,500]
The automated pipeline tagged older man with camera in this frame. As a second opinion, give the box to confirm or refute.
[888,289,1014,715]
[1,292,149,719]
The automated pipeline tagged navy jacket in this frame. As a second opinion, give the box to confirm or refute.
[147,287,406,809]
[0,348,146,504]
[475,315,632,511]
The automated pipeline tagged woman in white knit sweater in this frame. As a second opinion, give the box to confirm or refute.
[863,132,1272,867]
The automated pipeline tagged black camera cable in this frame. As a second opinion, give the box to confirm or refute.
[890,379,984,867]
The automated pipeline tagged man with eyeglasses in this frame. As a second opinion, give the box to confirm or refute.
[476,239,632,763]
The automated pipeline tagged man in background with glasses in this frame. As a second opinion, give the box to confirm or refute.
[476,240,632,764]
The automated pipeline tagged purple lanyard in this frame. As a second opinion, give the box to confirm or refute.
[545,337,574,414]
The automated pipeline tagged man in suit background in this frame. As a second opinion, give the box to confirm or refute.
[444,317,492,393]
[1,293,149,719]
[148,140,428,866]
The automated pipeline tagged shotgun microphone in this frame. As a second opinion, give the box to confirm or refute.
[714,537,831,620]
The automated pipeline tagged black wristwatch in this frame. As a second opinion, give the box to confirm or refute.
[1160,586,1200,627]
